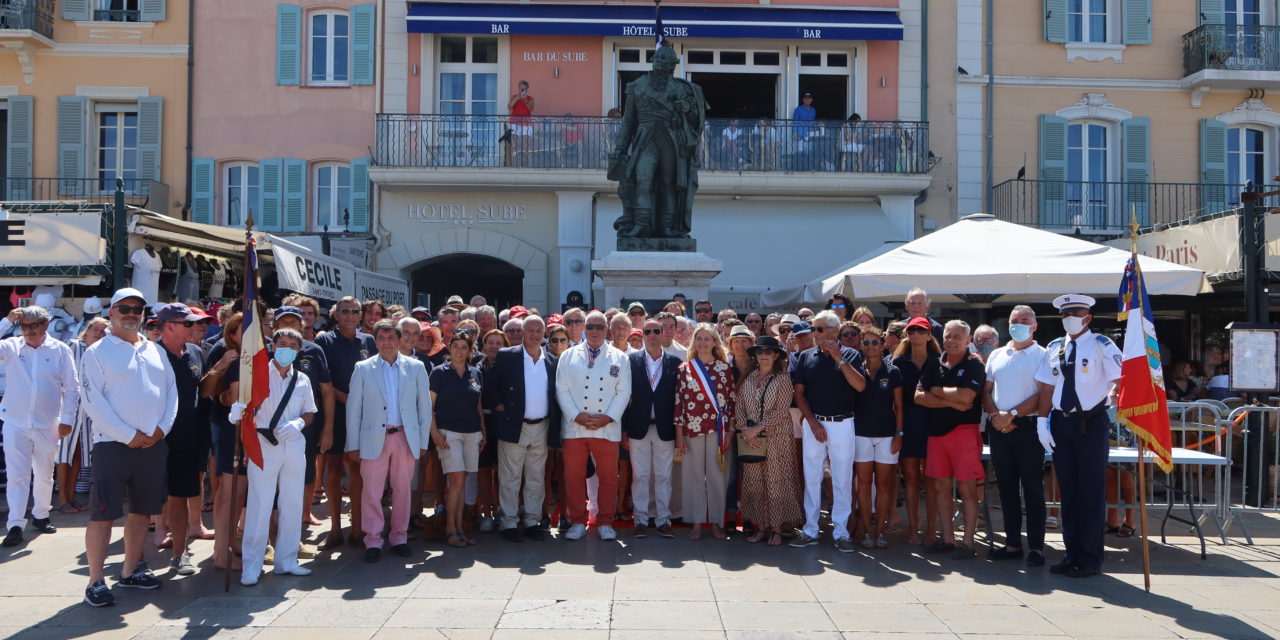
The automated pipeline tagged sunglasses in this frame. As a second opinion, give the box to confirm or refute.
[170,320,195,328]
[584,323,607,331]
[695,308,712,314]
[548,337,568,344]
[18,322,45,330]
[337,308,361,315]
[643,328,663,335]
[629,310,645,316]
[778,327,792,334]
[114,304,146,316]
[906,327,928,334]
[746,319,762,324]
[831,303,846,309]
[861,339,882,346]
[840,332,860,339]
[564,318,585,325]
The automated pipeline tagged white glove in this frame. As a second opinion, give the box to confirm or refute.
[228,402,247,424]
[1036,417,1055,454]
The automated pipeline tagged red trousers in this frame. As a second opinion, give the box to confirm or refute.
[563,438,618,525]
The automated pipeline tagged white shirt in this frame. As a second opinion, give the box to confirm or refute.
[129,248,162,304]
[663,341,688,360]
[0,335,79,431]
[81,330,178,445]
[252,365,317,441]
[1034,330,1123,412]
[522,345,549,420]
[985,341,1046,412]
[645,349,664,421]
[379,356,402,427]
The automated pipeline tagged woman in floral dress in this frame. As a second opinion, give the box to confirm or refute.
[675,323,736,540]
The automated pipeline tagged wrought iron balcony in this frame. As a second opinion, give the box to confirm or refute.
[0,0,53,39]
[1183,24,1280,76]
[375,114,930,174]
[1,177,155,206]
[990,179,1280,234]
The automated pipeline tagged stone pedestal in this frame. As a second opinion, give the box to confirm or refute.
[592,250,723,308]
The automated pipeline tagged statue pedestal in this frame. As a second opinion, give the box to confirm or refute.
[592,250,723,308]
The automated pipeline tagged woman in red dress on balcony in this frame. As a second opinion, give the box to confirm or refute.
[675,324,736,540]
[508,80,535,165]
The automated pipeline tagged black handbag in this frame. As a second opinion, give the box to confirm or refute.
[737,373,775,463]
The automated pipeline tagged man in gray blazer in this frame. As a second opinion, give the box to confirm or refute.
[346,319,432,562]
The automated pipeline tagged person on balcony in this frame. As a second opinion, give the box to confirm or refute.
[508,80,536,167]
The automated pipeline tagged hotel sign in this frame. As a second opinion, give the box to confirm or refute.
[407,203,527,225]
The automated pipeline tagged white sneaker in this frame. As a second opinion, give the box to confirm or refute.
[273,565,312,577]
[598,525,617,541]
[565,523,587,541]
[240,570,261,587]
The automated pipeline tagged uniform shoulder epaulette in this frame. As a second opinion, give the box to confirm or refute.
[1094,334,1116,347]
[1047,337,1065,347]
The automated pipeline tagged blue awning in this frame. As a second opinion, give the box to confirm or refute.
[407,2,903,41]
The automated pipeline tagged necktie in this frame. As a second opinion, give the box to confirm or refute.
[1061,341,1081,413]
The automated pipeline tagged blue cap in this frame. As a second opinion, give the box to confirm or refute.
[790,321,813,336]
[273,306,304,321]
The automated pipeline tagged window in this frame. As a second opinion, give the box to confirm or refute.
[1228,126,1267,193]
[314,163,351,231]
[437,36,499,114]
[97,109,138,191]
[309,11,350,85]
[96,0,140,22]
[1066,121,1111,227]
[1225,0,1262,26]
[224,163,260,228]
[1068,0,1107,43]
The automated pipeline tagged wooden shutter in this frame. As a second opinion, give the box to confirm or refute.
[348,158,370,232]
[1122,0,1152,44]
[1199,0,1224,25]
[136,97,163,195]
[259,158,284,231]
[351,4,376,85]
[140,0,166,22]
[1044,0,1068,43]
[276,4,302,86]
[283,158,307,231]
[1038,114,1069,227]
[190,158,215,225]
[62,0,91,21]
[5,95,33,200]
[56,96,86,196]
[1200,119,1229,216]
[1122,117,1151,227]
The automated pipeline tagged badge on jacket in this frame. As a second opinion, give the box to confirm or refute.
[609,364,620,378]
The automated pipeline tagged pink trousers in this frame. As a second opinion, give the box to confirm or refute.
[360,429,415,549]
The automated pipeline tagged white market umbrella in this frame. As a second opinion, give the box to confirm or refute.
[761,241,906,307]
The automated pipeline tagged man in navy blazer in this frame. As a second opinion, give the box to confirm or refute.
[484,314,561,541]
[622,318,682,538]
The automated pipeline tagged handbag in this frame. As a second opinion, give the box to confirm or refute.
[737,373,776,463]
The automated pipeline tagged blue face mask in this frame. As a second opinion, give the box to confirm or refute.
[1008,323,1032,343]
[273,347,298,367]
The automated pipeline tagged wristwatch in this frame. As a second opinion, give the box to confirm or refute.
[1010,409,1019,417]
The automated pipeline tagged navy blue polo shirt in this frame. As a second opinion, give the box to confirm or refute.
[790,345,865,418]
[159,339,208,452]
[430,363,484,433]
[892,352,937,433]
[315,330,375,395]
[855,361,902,438]
[917,353,986,436]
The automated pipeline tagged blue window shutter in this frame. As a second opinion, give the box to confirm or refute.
[1198,0,1224,25]
[56,96,86,196]
[136,97,163,195]
[276,5,302,86]
[1200,119,1229,216]
[283,158,307,231]
[140,0,166,22]
[62,0,90,21]
[1122,0,1152,44]
[351,4,376,85]
[1038,115,1069,227]
[1044,0,1068,43]
[259,159,284,231]
[349,158,370,232]
[190,158,215,225]
[1121,117,1151,227]
[5,95,33,200]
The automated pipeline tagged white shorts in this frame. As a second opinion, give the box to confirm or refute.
[440,429,482,474]
[854,435,899,465]
[511,124,533,136]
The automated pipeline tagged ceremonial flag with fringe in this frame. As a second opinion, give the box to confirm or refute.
[1117,252,1174,473]
[237,237,269,469]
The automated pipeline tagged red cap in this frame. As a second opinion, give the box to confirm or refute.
[907,316,932,331]
[547,313,564,326]
[509,305,529,319]
[629,328,643,338]
[188,306,214,321]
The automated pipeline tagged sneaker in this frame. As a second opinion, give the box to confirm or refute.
[296,543,317,559]
[558,517,571,533]
[634,524,648,538]
[598,525,617,541]
[656,524,675,538]
[273,565,313,576]
[117,562,161,589]
[860,533,875,549]
[172,551,196,576]
[478,517,495,533]
[789,531,819,548]
[84,580,115,607]
[564,523,587,541]
[240,570,261,587]
[263,544,275,565]
[834,537,856,553]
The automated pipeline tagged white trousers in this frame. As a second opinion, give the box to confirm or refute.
[4,423,57,530]
[242,433,305,581]
[801,418,856,539]
[629,428,674,526]
[497,420,548,529]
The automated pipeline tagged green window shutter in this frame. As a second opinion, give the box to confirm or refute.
[136,97,163,195]
[1198,0,1224,25]
[1122,117,1151,226]
[1122,0,1152,44]
[349,158,370,232]
[276,4,302,86]
[190,158,215,225]
[56,96,86,196]
[5,95,33,200]
[139,0,166,22]
[351,4,376,85]
[62,0,91,21]
[259,158,284,231]
[1200,119,1229,216]
[283,158,307,231]
[1044,0,1068,43]
[1038,114,1069,227]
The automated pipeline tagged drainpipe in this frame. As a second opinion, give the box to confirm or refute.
[184,0,195,219]
[914,0,930,208]
[983,0,994,211]
[370,0,387,270]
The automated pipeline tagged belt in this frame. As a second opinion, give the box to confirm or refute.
[523,417,546,424]
[1053,403,1107,434]
[813,413,852,423]
[386,426,402,434]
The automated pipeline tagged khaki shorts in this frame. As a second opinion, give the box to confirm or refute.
[440,429,482,474]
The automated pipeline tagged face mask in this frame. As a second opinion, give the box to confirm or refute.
[273,347,298,367]
[976,343,996,359]
[1008,323,1032,343]
[1062,316,1087,336]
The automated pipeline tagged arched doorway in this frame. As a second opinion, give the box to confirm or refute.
[410,254,524,312]
[380,228,550,313]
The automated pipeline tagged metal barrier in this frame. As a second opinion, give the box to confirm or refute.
[1165,401,1234,549]
[1223,404,1280,544]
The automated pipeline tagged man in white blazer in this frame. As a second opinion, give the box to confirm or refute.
[346,319,432,562]
[555,310,631,541]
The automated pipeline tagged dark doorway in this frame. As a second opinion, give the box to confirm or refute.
[688,73,777,118]
[411,253,523,313]
[616,70,644,113]
[0,110,7,194]
[795,76,849,120]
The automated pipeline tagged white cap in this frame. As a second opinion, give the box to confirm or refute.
[1052,294,1096,312]
[109,287,147,306]
[83,297,104,315]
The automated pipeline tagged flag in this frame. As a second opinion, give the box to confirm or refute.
[654,0,664,47]
[1116,253,1174,473]
[237,237,270,469]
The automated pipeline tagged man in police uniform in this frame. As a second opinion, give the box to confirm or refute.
[1035,294,1122,578]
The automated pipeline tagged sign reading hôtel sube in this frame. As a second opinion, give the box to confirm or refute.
[407,204,527,225]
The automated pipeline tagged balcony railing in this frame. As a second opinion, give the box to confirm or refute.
[1,177,154,206]
[990,179,1280,233]
[0,0,53,39]
[375,114,930,174]
[1183,24,1280,75]
[93,9,141,22]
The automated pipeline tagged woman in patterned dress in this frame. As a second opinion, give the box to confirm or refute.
[737,336,802,546]
[675,323,736,540]
[55,317,109,512]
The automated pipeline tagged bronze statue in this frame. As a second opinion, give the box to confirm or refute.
[607,44,706,240]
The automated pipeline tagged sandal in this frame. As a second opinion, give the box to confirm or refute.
[712,526,728,540]
[1104,525,1120,535]
[202,501,214,513]
[56,501,86,514]
[907,532,922,546]
[447,531,467,548]
[1117,523,1136,538]
[875,533,889,549]
[689,529,702,541]
[462,531,477,546]
[767,532,783,546]
[747,531,767,544]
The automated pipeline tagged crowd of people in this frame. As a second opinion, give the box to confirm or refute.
[0,285,1135,608]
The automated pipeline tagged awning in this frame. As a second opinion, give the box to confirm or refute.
[407,2,903,41]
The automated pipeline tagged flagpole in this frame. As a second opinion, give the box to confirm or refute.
[226,215,254,593]
[1129,209,1153,593]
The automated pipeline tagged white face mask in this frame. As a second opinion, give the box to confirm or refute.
[1007,323,1032,343]
[1062,316,1087,335]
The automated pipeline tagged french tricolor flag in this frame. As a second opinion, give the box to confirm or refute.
[237,238,270,469]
